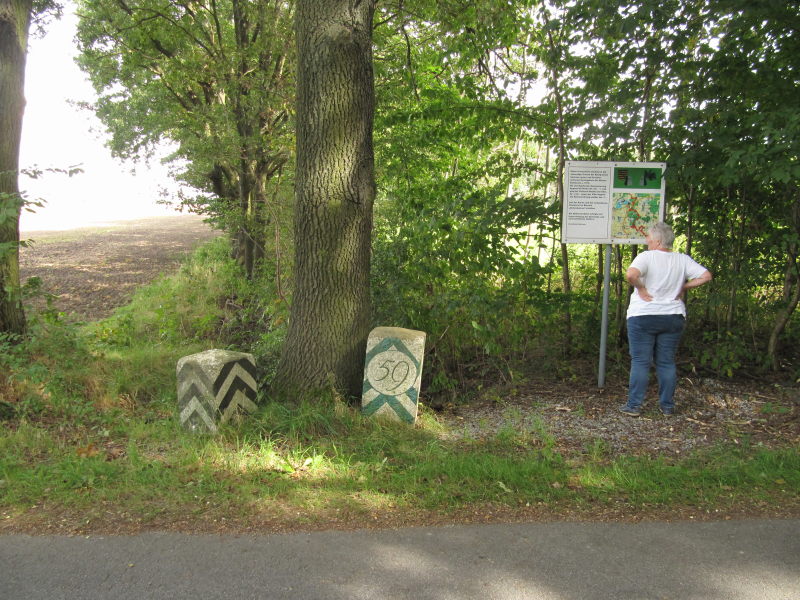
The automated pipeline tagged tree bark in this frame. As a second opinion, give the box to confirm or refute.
[768,197,800,371]
[547,29,571,350]
[273,0,376,399]
[767,251,800,371]
[0,0,33,337]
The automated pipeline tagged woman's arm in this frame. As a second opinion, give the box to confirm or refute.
[676,270,713,300]
[626,267,653,302]
[682,270,712,292]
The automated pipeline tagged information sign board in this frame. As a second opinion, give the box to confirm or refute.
[561,161,666,244]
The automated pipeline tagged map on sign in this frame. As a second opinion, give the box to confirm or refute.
[562,161,666,245]
[611,193,662,239]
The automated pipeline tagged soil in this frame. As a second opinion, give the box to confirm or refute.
[9,216,800,534]
[19,214,221,321]
[436,377,799,458]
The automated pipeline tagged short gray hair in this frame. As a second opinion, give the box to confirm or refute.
[648,222,674,249]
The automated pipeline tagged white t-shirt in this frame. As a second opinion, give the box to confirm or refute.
[627,250,708,318]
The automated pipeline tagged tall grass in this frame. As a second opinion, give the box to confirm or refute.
[1,237,798,530]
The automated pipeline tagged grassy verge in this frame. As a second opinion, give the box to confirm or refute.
[2,404,797,533]
[1,239,798,533]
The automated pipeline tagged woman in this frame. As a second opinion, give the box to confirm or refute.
[620,222,712,416]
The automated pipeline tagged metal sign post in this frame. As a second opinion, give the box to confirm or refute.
[598,244,612,388]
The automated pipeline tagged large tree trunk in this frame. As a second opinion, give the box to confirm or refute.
[273,0,376,399]
[0,0,32,337]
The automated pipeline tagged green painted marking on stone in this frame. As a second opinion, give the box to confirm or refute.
[364,337,421,371]
[362,337,420,423]
[362,394,416,423]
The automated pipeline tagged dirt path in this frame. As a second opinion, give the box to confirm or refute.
[19,215,220,321]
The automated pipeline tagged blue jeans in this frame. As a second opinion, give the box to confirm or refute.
[626,314,686,412]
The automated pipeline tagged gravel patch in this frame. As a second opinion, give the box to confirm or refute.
[437,377,799,458]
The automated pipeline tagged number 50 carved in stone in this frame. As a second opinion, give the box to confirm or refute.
[362,327,426,424]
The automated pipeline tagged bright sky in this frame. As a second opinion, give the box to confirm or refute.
[19,3,181,232]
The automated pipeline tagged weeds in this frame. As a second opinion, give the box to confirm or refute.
[1,238,798,531]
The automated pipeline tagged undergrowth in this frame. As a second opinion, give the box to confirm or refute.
[1,237,798,531]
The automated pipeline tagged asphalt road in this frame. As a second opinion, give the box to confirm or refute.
[2,519,798,599]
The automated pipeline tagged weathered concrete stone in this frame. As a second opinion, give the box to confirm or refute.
[177,349,258,434]
[361,327,426,424]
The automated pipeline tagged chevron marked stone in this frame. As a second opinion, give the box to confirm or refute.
[180,397,219,434]
[361,327,426,424]
[177,350,258,434]
[216,362,257,411]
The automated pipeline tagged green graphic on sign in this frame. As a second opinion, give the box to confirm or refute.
[613,167,662,190]
[362,337,420,423]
